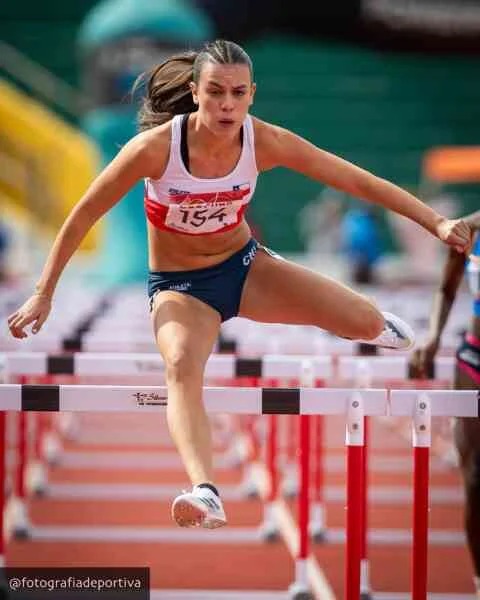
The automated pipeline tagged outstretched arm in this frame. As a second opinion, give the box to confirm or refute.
[8,130,167,338]
[255,120,472,254]
[426,249,466,349]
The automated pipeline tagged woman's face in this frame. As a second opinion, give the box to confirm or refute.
[190,62,255,136]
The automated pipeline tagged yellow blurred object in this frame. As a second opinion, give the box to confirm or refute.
[423,146,480,183]
[0,78,100,251]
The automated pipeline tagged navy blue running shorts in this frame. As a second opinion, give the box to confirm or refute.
[148,238,278,322]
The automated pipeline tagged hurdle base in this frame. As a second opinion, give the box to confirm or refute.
[244,487,260,500]
[4,496,32,541]
[42,432,62,466]
[26,461,48,497]
[12,527,31,540]
[281,463,298,499]
[288,582,314,600]
[309,503,327,544]
[259,522,280,543]
[310,529,327,544]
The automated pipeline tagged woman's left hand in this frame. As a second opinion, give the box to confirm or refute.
[436,218,472,254]
[408,341,438,380]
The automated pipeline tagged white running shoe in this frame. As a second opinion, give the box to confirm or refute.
[359,311,415,351]
[171,486,227,529]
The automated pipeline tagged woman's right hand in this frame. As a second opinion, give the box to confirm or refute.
[7,294,52,339]
[408,340,439,379]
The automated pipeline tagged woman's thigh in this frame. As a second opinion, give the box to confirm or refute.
[238,248,382,339]
[151,290,221,370]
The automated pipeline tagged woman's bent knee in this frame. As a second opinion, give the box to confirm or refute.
[164,349,204,383]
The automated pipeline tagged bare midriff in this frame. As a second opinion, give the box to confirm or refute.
[147,219,252,272]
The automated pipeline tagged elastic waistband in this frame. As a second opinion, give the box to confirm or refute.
[149,238,257,278]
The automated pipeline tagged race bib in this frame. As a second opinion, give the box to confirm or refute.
[165,199,244,234]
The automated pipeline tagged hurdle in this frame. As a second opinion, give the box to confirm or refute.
[1,353,333,503]
[1,352,332,380]
[0,352,459,596]
[0,382,476,600]
[0,352,454,537]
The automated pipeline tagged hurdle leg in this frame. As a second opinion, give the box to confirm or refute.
[239,377,263,498]
[282,415,299,498]
[239,416,262,497]
[5,410,31,539]
[26,412,48,497]
[354,356,373,599]
[345,392,365,600]
[42,413,62,465]
[360,415,372,600]
[309,414,327,543]
[260,414,280,542]
[412,394,431,600]
[288,414,314,600]
[25,375,57,497]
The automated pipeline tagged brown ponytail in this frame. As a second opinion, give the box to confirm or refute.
[136,51,198,131]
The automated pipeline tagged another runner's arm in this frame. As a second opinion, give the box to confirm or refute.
[426,219,479,349]
[254,119,469,249]
[35,129,169,298]
[426,249,466,351]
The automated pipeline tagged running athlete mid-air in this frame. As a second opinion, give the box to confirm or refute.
[8,40,472,529]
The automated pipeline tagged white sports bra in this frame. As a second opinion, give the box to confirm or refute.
[144,113,258,235]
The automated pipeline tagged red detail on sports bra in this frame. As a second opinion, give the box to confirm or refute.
[167,188,250,204]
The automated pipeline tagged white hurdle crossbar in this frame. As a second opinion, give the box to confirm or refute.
[0,384,475,417]
[0,385,389,415]
[337,355,455,381]
[1,353,455,380]
[390,389,479,417]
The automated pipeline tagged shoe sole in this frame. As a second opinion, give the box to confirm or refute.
[172,498,207,528]
[172,498,227,529]
[202,516,227,529]
[383,312,415,351]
